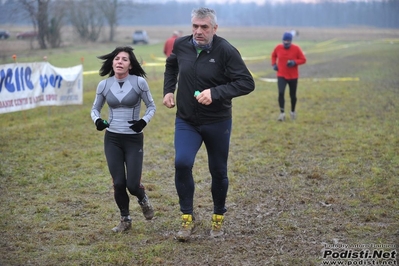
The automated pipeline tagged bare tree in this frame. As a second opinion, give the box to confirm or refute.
[98,0,118,42]
[37,0,49,49]
[18,0,64,49]
[19,0,38,30]
[68,0,104,42]
[47,1,67,48]
[98,0,140,42]
[18,0,40,49]
[68,0,134,43]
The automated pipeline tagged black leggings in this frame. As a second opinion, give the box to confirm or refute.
[174,117,231,215]
[104,131,146,217]
[278,77,298,113]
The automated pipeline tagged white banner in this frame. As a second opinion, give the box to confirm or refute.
[0,62,83,114]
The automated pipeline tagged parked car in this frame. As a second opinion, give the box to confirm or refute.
[132,30,149,45]
[0,29,10,39]
[16,31,38,39]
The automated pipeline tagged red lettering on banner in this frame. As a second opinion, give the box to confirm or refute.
[0,100,14,108]
[32,95,44,103]
[45,94,58,101]
[13,98,29,106]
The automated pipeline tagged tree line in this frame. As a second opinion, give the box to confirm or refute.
[1,0,137,49]
[135,0,399,28]
[1,0,398,50]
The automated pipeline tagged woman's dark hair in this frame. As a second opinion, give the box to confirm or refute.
[97,46,147,78]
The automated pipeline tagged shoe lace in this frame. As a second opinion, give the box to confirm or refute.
[181,215,193,228]
[212,221,222,229]
[139,196,152,211]
[141,203,150,211]
[212,215,224,230]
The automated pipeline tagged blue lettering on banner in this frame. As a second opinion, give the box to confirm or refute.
[0,66,63,94]
[40,74,63,92]
[0,67,34,93]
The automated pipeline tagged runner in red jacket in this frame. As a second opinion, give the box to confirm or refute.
[164,31,179,57]
[271,32,306,121]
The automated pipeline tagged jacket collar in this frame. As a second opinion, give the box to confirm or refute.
[191,35,216,52]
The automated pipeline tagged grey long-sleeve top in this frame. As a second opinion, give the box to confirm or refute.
[91,75,156,134]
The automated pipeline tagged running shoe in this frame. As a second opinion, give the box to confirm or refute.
[176,214,195,241]
[138,194,154,220]
[210,214,224,237]
[290,111,296,120]
[112,216,132,233]
[278,113,285,121]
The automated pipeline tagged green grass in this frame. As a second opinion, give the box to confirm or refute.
[1,30,399,265]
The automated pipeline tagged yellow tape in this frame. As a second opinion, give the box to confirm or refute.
[83,70,98,75]
[302,77,360,82]
[257,77,359,82]
[83,62,165,75]
[84,46,364,81]
[313,38,338,48]
[150,54,167,61]
[258,78,277,82]
[242,55,269,61]
[305,43,359,55]
[142,62,165,67]
[381,39,399,43]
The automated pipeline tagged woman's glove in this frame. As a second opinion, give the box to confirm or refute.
[128,119,147,132]
[95,118,109,131]
[273,64,278,71]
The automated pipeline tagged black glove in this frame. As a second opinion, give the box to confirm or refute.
[95,118,109,131]
[273,64,278,71]
[287,60,296,67]
[128,119,147,133]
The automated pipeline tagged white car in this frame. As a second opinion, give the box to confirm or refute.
[132,30,149,45]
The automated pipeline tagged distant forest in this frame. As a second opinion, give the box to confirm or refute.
[135,0,399,28]
[1,0,398,28]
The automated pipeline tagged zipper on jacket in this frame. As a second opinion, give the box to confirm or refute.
[193,48,203,125]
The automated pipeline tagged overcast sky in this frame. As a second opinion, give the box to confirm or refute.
[136,0,374,5]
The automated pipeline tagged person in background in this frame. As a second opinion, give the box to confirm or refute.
[91,46,156,233]
[290,29,298,38]
[163,7,255,241]
[164,31,180,57]
[271,32,306,121]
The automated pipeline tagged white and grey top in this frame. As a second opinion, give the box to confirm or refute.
[91,75,156,134]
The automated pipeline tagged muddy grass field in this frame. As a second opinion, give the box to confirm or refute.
[0,26,399,265]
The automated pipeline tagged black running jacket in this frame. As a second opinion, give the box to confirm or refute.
[163,34,255,125]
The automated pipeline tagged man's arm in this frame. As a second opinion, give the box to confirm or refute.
[210,46,255,101]
[163,53,179,96]
[163,93,175,108]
